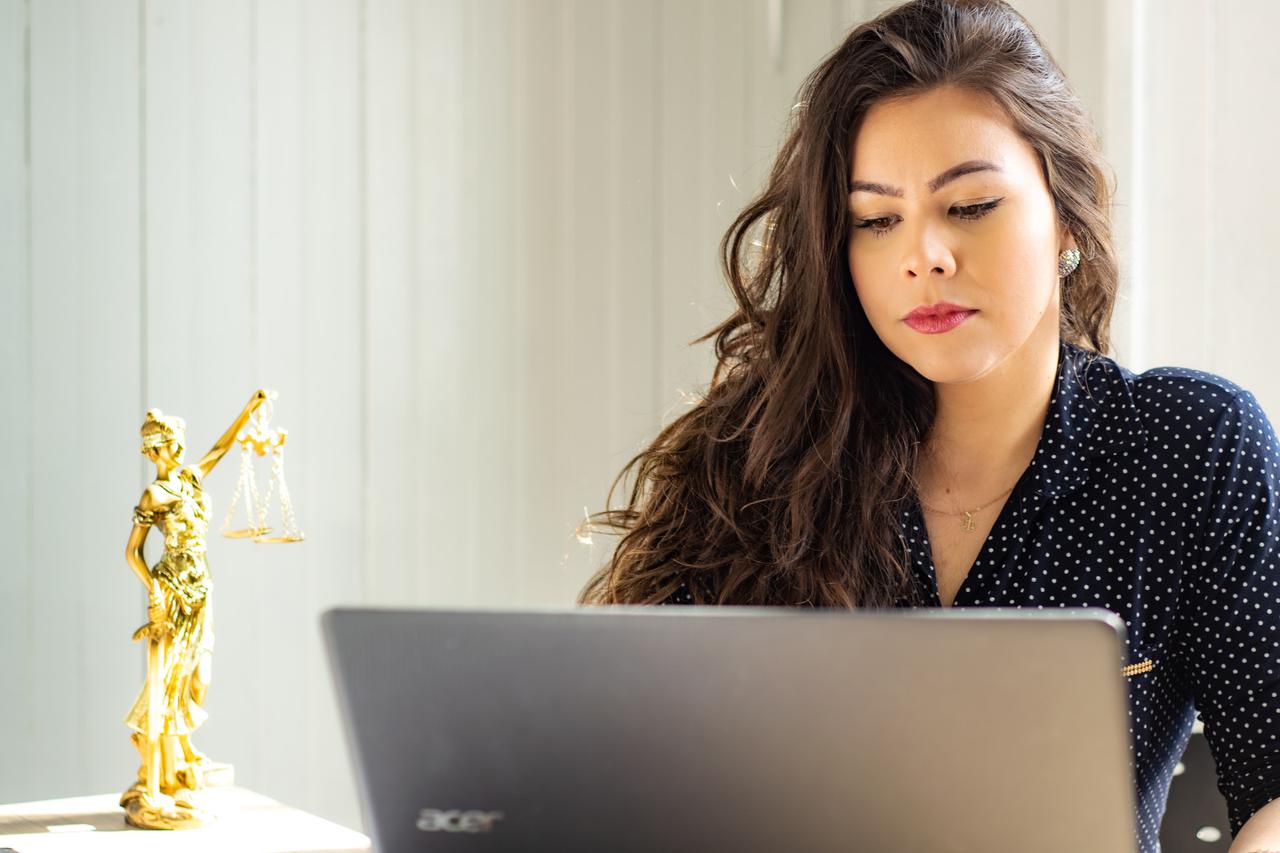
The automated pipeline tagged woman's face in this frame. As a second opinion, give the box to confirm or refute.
[846,85,1072,384]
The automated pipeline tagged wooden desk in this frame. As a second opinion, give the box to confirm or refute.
[0,787,370,852]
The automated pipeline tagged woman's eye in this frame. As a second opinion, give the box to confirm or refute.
[853,199,1002,238]
[953,199,1001,220]
[854,216,897,237]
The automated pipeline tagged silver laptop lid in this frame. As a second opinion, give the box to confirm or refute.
[323,606,1137,853]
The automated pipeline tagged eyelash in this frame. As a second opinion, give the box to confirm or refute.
[853,199,1003,238]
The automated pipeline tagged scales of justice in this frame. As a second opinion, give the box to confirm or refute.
[120,389,305,829]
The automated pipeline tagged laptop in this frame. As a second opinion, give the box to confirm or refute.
[322,605,1138,852]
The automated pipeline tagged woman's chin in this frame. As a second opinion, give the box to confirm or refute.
[900,348,999,385]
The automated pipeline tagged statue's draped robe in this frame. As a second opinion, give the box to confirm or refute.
[126,466,215,736]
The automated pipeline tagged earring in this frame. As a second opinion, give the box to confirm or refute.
[1058,247,1081,277]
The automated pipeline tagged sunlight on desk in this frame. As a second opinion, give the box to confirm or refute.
[0,787,369,852]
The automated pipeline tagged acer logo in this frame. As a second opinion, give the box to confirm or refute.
[416,808,506,833]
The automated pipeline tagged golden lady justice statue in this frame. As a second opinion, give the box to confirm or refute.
[120,389,297,829]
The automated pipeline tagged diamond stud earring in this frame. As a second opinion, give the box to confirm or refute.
[1058,247,1081,277]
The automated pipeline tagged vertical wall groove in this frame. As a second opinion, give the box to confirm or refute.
[296,0,306,399]
[1058,0,1069,71]
[70,0,85,784]
[21,0,34,744]
[559,2,575,601]
[138,0,147,492]
[357,0,370,604]
[1203,0,1215,375]
[406,0,419,605]
[744,0,753,224]
[651,1,662,420]
[1127,0,1146,368]
[249,0,259,374]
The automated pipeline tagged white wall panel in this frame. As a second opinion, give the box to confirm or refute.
[602,0,660,541]
[745,0,848,201]
[143,0,274,805]
[253,0,337,825]
[0,0,33,796]
[26,0,82,797]
[503,0,636,603]
[656,1,748,428]
[1101,0,1139,367]
[365,0,415,610]
[21,0,143,801]
[296,0,366,827]
[408,0,472,609]
[513,0,581,603]
[70,0,146,797]
[1130,0,1215,376]
[524,0,668,601]
[464,0,524,603]
[1208,0,1280,412]
[553,0,620,598]
[1112,0,1280,420]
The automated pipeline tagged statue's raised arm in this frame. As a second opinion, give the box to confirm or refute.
[193,389,270,481]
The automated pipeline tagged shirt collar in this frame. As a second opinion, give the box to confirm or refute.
[1025,338,1150,498]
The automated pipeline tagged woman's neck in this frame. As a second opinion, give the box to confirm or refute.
[918,333,1060,500]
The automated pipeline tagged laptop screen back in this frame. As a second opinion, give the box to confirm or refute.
[323,605,1137,853]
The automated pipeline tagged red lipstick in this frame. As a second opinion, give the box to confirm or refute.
[903,302,977,335]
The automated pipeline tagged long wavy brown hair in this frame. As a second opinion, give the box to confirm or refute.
[577,0,1118,609]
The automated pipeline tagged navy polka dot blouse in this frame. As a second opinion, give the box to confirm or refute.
[661,338,1280,851]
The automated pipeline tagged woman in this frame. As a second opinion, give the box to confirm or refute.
[577,1,1280,850]
[120,391,267,828]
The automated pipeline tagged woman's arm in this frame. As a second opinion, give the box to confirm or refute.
[1230,795,1280,852]
[193,389,270,479]
[1180,389,1280,842]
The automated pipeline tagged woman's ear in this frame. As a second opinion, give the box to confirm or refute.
[1059,226,1077,255]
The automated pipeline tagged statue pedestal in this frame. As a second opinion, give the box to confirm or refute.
[0,786,369,852]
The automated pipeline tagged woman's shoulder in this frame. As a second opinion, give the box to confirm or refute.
[1130,361,1250,414]
[1066,342,1276,469]
[1085,342,1266,432]
[1116,354,1277,460]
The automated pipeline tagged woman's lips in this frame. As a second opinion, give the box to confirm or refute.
[903,309,978,334]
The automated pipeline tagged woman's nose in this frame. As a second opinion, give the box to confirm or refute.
[900,222,956,279]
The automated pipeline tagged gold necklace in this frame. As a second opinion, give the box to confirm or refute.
[918,483,1017,532]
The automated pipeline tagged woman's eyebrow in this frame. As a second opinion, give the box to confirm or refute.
[848,159,1004,198]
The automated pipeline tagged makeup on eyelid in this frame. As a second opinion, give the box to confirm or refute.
[852,199,1003,237]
